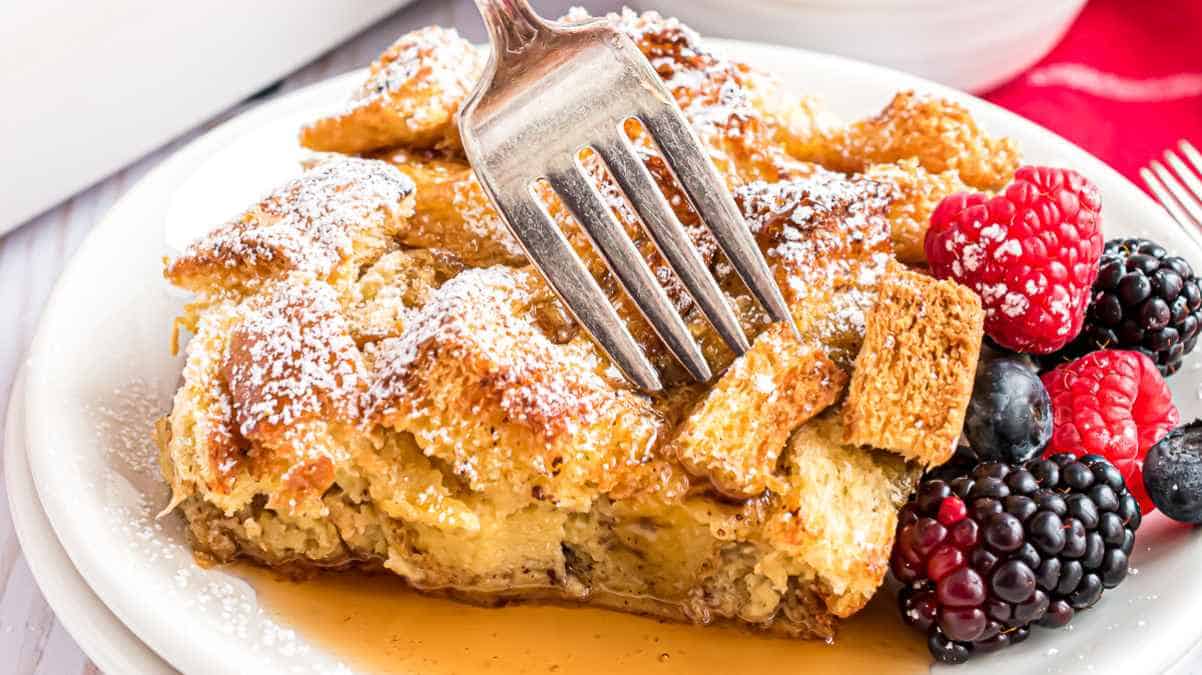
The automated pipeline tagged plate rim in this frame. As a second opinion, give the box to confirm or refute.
[19,36,1201,674]
[4,370,176,674]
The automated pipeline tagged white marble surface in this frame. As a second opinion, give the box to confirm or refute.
[0,1,618,671]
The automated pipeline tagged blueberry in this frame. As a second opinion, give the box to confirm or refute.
[1143,420,1202,524]
[964,356,1054,463]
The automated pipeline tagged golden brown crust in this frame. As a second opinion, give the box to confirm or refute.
[736,173,896,369]
[370,149,527,266]
[670,324,847,498]
[866,158,971,264]
[792,91,1020,192]
[165,157,415,295]
[300,27,483,155]
[842,267,985,465]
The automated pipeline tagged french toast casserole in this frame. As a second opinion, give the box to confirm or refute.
[157,9,1013,639]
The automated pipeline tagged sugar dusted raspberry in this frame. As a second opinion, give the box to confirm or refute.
[1041,350,1180,513]
[925,166,1104,353]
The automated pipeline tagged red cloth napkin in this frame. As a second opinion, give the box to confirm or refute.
[984,0,1202,185]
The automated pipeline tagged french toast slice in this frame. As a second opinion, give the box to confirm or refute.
[165,157,415,300]
[158,8,1027,642]
[735,173,895,369]
[158,159,920,640]
[842,267,985,465]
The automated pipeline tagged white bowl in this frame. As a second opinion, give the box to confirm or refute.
[638,0,1086,92]
[20,38,1202,674]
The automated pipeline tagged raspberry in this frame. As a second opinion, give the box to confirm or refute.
[925,166,1104,353]
[892,454,1140,664]
[1040,350,1179,513]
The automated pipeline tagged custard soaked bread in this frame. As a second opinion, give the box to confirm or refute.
[159,9,1019,639]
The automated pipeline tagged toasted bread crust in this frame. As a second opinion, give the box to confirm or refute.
[866,158,972,263]
[843,267,985,465]
[790,91,1019,192]
[300,27,483,154]
[670,324,847,498]
[165,157,415,296]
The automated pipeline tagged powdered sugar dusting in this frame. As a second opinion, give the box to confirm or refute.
[225,280,363,438]
[735,172,893,363]
[170,157,414,281]
[367,267,608,435]
[336,26,481,126]
[83,379,351,673]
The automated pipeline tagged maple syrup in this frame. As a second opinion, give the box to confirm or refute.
[236,565,931,674]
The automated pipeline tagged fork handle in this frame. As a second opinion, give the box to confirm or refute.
[474,0,546,55]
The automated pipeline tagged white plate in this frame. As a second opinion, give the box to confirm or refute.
[19,38,1202,674]
[4,370,175,674]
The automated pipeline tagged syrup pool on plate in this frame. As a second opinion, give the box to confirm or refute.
[235,565,931,674]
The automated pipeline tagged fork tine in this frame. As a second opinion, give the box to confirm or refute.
[1151,159,1202,227]
[487,183,663,391]
[638,108,796,332]
[593,133,751,355]
[545,158,713,382]
[1166,148,1202,209]
[1141,167,1197,231]
[1141,163,1202,264]
[1181,140,1202,176]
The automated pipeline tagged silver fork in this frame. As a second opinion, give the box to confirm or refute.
[458,0,795,391]
[1141,140,1202,253]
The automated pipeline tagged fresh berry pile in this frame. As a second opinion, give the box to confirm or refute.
[1050,238,1202,375]
[900,162,1202,663]
[1041,350,1179,513]
[925,166,1104,354]
[892,453,1140,664]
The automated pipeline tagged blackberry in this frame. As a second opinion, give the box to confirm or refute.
[1048,238,1202,375]
[892,454,1140,664]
